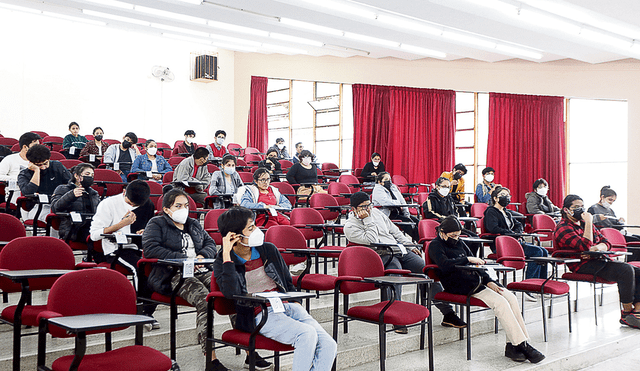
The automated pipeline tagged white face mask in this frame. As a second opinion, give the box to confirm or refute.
[146,148,157,156]
[536,187,548,196]
[302,157,312,166]
[216,137,225,145]
[277,143,284,149]
[602,200,612,209]
[223,166,235,175]
[169,208,189,224]
[485,174,494,182]
[372,161,380,167]
[438,187,450,197]
[241,228,264,247]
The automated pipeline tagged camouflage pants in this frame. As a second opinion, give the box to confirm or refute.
[171,271,212,354]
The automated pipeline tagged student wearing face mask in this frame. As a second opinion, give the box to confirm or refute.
[51,163,100,243]
[173,130,198,156]
[62,122,88,159]
[103,132,140,182]
[131,139,172,182]
[268,137,290,159]
[79,127,109,164]
[476,167,500,204]
[588,186,626,229]
[555,194,640,329]
[208,154,243,208]
[361,152,385,182]
[206,130,228,160]
[286,150,327,197]
[525,178,560,216]
[237,168,292,228]
[291,142,304,164]
[484,186,548,280]
[372,172,420,242]
[429,216,545,363]
[258,148,282,174]
[441,163,468,204]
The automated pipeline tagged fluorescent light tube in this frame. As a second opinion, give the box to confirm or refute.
[279,18,343,37]
[465,0,516,14]
[376,14,441,36]
[579,28,632,50]
[83,10,150,26]
[175,0,202,4]
[150,23,209,37]
[517,9,581,35]
[43,11,106,26]
[0,3,41,14]
[135,5,206,24]
[495,44,542,59]
[298,0,376,19]
[261,43,308,54]
[400,44,446,58]
[83,0,134,10]
[163,32,211,44]
[441,31,496,49]
[270,33,323,47]
[207,20,269,37]
[343,32,399,48]
[210,33,262,47]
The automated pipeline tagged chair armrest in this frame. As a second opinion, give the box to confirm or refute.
[496,256,526,264]
[384,269,412,275]
[37,310,63,324]
[206,291,226,301]
[336,275,364,283]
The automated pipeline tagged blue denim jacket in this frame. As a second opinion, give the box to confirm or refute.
[131,154,172,174]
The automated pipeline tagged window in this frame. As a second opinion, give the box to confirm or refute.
[266,78,352,168]
[454,92,478,202]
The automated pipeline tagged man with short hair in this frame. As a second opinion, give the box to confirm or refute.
[344,191,466,332]
[173,147,211,205]
[476,167,499,204]
[441,163,468,204]
[104,132,140,182]
[268,138,290,159]
[291,142,304,164]
[206,130,228,159]
[0,132,41,206]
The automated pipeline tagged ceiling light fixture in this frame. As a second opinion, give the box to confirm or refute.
[441,30,496,49]
[211,41,256,52]
[579,28,632,50]
[83,9,150,26]
[495,44,542,59]
[175,0,203,5]
[162,32,211,44]
[207,20,269,37]
[279,18,343,37]
[376,14,441,36]
[83,0,134,10]
[150,23,209,37]
[0,3,41,14]
[269,33,323,47]
[400,44,446,58]
[43,11,106,26]
[297,0,376,19]
[465,0,516,15]
[343,32,399,48]
[261,43,308,54]
[135,5,207,24]
[516,8,581,35]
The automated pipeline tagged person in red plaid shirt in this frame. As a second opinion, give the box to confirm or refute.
[554,194,640,329]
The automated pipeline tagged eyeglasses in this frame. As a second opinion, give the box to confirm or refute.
[356,203,372,210]
[256,178,270,183]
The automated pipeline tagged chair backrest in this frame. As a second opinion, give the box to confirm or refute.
[204,209,227,245]
[328,182,351,206]
[338,174,359,185]
[31,131,49,138]
[0,236,75,293]
[321,162,338,171]
[173,140,184,150]
[46,269,137,338]
[168,156,185,167]
[145,180,163,207]
[210,273,239,315]
[103,139,121,146]
[207,164,220,173]
[0,213,27,244]
[49,151,66,161]
[85,135,94,141]
[391,174,409,194]
[238,172,254,184]
[309,193,340,221]
[163,171,174,184]
[354,168,363,178]
[59,159,83,169]
[42,136,64,152]
[236,158,247,167]
[10,143,20,152]
[601,228,628,251]
[418,219,440,244]
[290,208,325,240]
[264,225,307,266]
[338,246,384,295]
[470,202,489,218]
[531,214,556,242]
[0,137,18,147]
[156,142,172,157]
[93,168,126,197]
[244,147,261,156]
[279,159,293,170]
[244,154,262,163]
[271,181,296,205]
[495,235,526,270]
[227,143,243,157]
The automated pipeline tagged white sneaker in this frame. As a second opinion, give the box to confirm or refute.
[145,320,161,331]
[524,293,537,302]
[290,262,307,276]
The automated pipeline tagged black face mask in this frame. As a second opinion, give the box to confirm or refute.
[498,196,510,207]
[94,135,103,141]
[453,172,462,180]
[383,180,392,190]
[122,141,132,149]
[445,237,458,247]
[81,176,94,189]
[572,207,584,220]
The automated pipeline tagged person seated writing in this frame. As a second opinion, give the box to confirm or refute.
[360,152,384,183]
[525,178,560,217]
[172,147,211,206]
[475,167,499,204]
[131,139,172,182]
[429,216,545,363]
[236,168,291,228]
[371,172,419,242]
[0,132,41,207]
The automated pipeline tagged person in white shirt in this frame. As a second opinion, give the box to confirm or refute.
[0,132,41,206]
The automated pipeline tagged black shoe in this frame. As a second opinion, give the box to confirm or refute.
[244,353,273,370]
[516,342,545,363]
[441,312,467,328]
[209,359,229,371]
[505,343,526,362]
[393,325,408,334]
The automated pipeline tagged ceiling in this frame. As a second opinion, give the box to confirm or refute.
[2,0,640,63]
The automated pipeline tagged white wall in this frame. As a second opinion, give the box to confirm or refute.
[0,10,235,146]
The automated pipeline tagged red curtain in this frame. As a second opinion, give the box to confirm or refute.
[352,84,456,184]
[247,76,268,152]
[487,93,566,206]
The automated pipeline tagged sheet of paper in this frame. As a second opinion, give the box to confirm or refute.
[485,266,498,281]
[183,260,194,278]
[114,232,128,244]
[397,244,407,255]
[70,212,82,223]
[69,147,76,155]
[113,162,120,171]
[38,194,49,203]
[146,171,153,178]
[269,208,278,217]
[89,154,96,162]
[268,297,285,313]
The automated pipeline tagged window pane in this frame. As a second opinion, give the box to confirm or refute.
[342,85,354,139]
[268,79,289,92]
[316,111,339,127]
[341,139,353,169]
[268,117,289,130]
[476,93,490,166]
[267,89,290,105]
[267,104,288,117]
[291,129,313,152]
[268,129,288,147]
[316,126,339,141]
[316,82,339,98]
[455,148,474,165]
[569,162,627,219]
[315,140,339,165]
[456,92,474,112]
[456,112,474,130]
[291,81,314,129]
[455,130,474,148]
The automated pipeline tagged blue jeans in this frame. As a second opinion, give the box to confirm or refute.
[256,303,337,371]
[522,242,548,279]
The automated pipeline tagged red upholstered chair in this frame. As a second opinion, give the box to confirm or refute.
[531,214,558,252]
[205,274,294,371]
[42,136,64,152]
[321,162,341,177]
[156,142,172,157]
[0,182,19,215]
[58,159,82,169]
[327,182,352,206]
[244,153,262,165]
[0,236,76,371]
[49,151,66,161]
[92,169,127,199]
[204,209,227,245]
[168,156,185,169]
[333,246,433,371]
[338,174,362,193]
[0,137,18,147]
[103,139,121,146]
[279,159,293,170]
[418,219,440,251]
[238,171,255,184]
[31,131,49,138]
[227,143,244,157]
[290,208,346,273]
[496,235,571,341]
[244,147,262,157]
[207,163,220,173]
[271,181,298,206]
[236,158,248,167]
[162,171,174,185]
[10,143,20,152]
[0,213,26,247]
[309,193,344,244]
[145,180,163,208]
[36,269,172,371]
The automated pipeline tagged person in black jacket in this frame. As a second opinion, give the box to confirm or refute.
[258,148,282,175]
[213,206,337,371]
[360,152,385,182]
[51,163,100,243]
[428,216,545,363]
[484,187,548,280]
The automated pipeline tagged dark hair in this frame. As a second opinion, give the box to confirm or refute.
[453,163,467,174]
[125,180,150,206]
[436,176,450,187]
[253,167,271,182]
[214,130,226,138]
[276,138,284,144]
[194,147,209,160]
[71,163,94,178]
[298,149,313,160]
[561,194,583,218]
[145,139,156,148]
[265,148,278,157]
[600,186,617,198]
[371,152,381,160]
[19,132,41,149]
[93,127,103,135]
[490,186,510,206]
[26,144,51,163]
[376,172,390,183]
[218,206,256,237]
[532,178,548,190]
[482,167,495,176]
[184,130,196,136]
[124,132,138,144]
[162,188,189,211]
[295,142,303,148]
[221,154,236,166]
[69,122,79,130]
[438,215,463,234]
